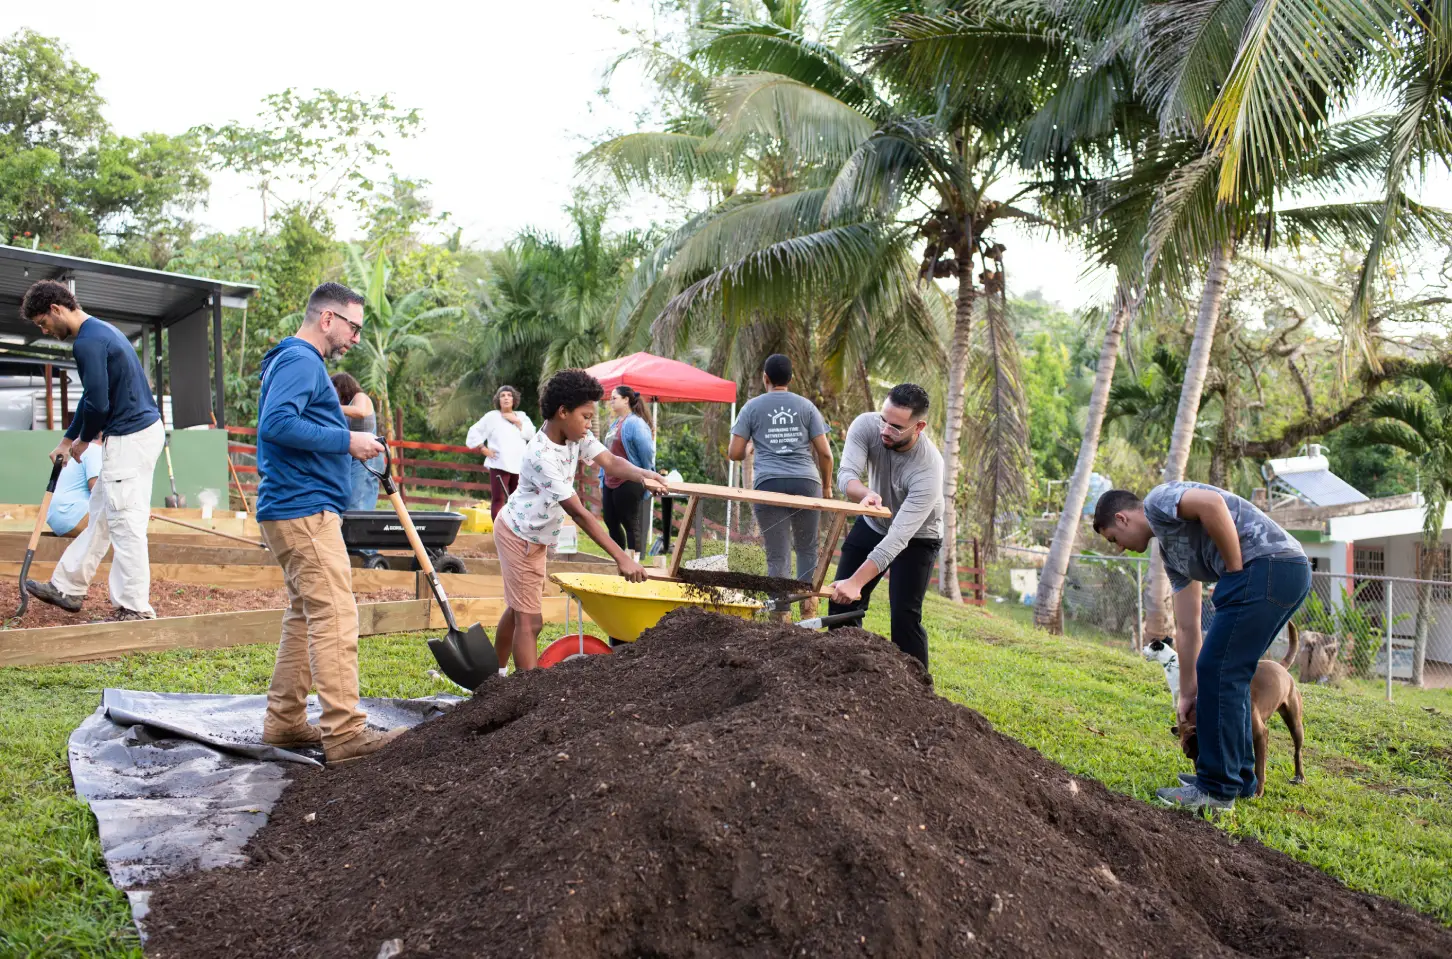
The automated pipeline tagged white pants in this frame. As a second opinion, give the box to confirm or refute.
[51,420,165,616]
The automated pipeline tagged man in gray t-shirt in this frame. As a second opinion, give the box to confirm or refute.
[827,383,944,668]
[730,355,833,587]
[1093,482,1310,813]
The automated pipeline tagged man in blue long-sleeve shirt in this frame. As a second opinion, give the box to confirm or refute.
[22,280,165,620]
[253,282,397,765]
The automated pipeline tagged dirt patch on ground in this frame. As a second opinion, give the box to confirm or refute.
[144,608,1452,958]
[0,579,414,629]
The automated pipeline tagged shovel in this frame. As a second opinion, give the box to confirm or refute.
[163,432,185,508]
[368,440,498,689]
[13,456,66,619]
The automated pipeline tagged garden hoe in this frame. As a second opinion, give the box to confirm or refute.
[12,456,66,620]
[163,432,185,508]
[369,442,498,689]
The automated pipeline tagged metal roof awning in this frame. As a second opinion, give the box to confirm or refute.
[0,245,257,427]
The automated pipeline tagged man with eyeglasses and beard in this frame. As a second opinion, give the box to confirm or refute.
[826,382,945,669]
[253,282,396,766]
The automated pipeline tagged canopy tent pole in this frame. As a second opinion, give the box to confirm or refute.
[725,401,736,556]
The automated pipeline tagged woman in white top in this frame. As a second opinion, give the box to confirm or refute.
[465,385,536,519]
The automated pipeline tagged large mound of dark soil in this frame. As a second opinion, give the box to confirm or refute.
[145,608,1452,958]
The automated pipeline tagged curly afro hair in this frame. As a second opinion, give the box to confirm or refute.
[539,369,604,421]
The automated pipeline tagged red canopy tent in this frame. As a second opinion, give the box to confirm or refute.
[585,351,737,404]
[585,351,742,551]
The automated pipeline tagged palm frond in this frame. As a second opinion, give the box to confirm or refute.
[654,222,892,339]
[1141,145,1238,295]
[1237,254,1345,326]
[706,72,876,167]
[821,122,945,221]
[1349,10,1452,348]
[1135,0,1251,136]
[694,20,888,120]
[866,9,1064,105]
[578,132,731,190]
[1361,403,1434,457]
[1204,0,1404,200]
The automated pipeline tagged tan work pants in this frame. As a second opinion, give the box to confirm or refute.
[260,511,366,749]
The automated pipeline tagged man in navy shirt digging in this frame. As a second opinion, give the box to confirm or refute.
[23,280,165,620]
[254,282,397,765]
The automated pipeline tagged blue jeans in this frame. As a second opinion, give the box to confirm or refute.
[1195,556,1311,800]
[347,456,383,557]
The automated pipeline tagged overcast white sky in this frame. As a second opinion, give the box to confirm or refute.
[10,2,1446,316]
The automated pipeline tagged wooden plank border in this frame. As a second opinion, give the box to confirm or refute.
[0,596,580,668]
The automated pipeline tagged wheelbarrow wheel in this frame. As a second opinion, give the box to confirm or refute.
[435,553,467,575]
[363,555,391,570]
[538,634,611,669]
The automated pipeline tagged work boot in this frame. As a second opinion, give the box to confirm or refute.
[1156,782,1234,814]
[263,722,324,749]
[112,607,155,622]
[25,579,83,613]
[325,727,406,766]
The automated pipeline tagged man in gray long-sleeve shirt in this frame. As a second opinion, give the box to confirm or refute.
[827,383,945,667]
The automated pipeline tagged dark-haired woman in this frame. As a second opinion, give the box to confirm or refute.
[331,373,383,512]
[466,385,535,519]
[600,385,656,554]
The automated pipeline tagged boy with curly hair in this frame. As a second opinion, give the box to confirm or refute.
[494,369,668,672]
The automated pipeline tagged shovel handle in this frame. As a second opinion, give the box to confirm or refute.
[370,441,461,632]
[25,457,66,553]
[381,484,461,635]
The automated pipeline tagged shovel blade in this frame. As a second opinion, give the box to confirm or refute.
[164,495,183,508]
[428,627,498,691]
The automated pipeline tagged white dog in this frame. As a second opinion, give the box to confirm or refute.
[1142,637,1181,711]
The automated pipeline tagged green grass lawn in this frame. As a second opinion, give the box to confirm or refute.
[3,598,1450,957]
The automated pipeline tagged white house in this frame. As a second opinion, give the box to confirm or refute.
[1261,447,1452,667]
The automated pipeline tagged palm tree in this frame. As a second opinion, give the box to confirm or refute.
[1362,363,1452,687]
[954,0,1452,632]
[1200,1,1451,356]
[591,6,1067,592]
[583,12,953,481]
[426,198,647,434]
[339,244,459,448]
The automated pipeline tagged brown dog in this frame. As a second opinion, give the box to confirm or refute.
[1173,623,1306,798]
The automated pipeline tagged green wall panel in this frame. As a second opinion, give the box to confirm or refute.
[0,429,231,509]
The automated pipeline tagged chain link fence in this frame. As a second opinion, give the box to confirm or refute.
[994,548,1452,700]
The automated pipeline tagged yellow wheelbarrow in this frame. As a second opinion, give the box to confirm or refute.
[538,572,761,667]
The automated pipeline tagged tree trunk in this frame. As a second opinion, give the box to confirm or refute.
[1033,292,1132,633]
[1145,243,1235,637]
[1207,385,1236,488]
[858,357,874,411]
[938,261,977,601]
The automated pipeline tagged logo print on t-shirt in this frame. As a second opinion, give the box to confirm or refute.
[769,407,798,425]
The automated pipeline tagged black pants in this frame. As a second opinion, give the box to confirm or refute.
[603,481,646,553]
[827,517,939,668]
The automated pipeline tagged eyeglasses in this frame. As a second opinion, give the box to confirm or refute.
[880,419,915,437]
[327,309,363,337]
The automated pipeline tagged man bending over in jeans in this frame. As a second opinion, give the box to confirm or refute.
[1094,482,1311,812]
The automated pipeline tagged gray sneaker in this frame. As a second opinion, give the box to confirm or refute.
[1156,782,1234,813]
[1179,773,1197,787]
[25,579,83,613]
[112,608,155,622]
